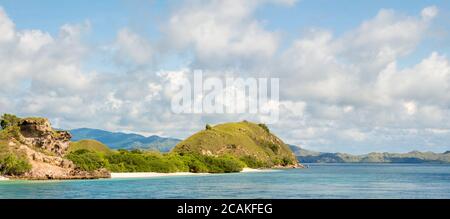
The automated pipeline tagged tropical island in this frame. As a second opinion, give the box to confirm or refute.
[0,114,300,180]
[290,145,450,164]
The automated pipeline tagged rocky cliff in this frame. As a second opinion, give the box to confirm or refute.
[0,115,110,180]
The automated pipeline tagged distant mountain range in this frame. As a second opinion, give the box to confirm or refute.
[289,145,450,164]
[70,128,181,152]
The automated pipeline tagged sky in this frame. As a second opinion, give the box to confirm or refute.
[1,0,450,154]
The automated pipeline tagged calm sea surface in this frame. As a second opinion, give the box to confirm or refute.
[1,163,450,199]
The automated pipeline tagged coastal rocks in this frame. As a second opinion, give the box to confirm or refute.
[273,163,305,169]
[1,116,111,180]
[19,162,110,180]
[13,144,110,180]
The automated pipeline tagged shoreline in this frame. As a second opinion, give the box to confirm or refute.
[110,168,268,179]
[0,168,274,181]
[0,176,9,181]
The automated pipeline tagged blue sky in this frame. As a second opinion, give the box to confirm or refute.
[1,0,450,154]
[1,0,449,70]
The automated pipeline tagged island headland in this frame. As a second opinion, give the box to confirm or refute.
[0,114,301,180]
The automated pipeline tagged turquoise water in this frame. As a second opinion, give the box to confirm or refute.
[1,163,450,199]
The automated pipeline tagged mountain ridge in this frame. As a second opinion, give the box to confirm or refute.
[290,145,450,163]
[70,128,180,152]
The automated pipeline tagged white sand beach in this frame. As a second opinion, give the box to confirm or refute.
[241,168,264,172]
[110,168,272,179]
[0,176,9,181]
[241,168,278,172]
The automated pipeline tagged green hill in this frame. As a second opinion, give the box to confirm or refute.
[68,140,113,154]
[173,121,300,168]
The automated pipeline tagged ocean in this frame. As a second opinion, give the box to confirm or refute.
[1,163,450,199]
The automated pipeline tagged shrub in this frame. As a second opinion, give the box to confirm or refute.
[104,150,188,173]
[240,155,271,168]
[66,149,107,171]
[66,148,245,174]
[179,153,244,173]
[0,126,21,140]
[0,153,32,175]
[179,154,209,173]
[266,143,279,153]
[258,123,270,133]
[271,157,294,166]
[203,155,245,173]
[205,124,212,130]
[281,157,294,166]
[0,114,21,130]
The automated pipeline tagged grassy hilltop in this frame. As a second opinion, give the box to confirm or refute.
[173,121,299,168]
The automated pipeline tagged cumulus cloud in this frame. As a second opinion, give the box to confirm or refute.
[113,28,153,66]
[1,3,450,154]
[164,0,284,68]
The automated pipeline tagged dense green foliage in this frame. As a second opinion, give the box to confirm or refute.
[0,114,21,130]
[239,155,271,168]
[0,154,31,175]
[65,149,107,171]
[0,126,21,140]
[181,153,245,173]
[0,114,21,140]
[105,150,187,173]
[65,147,245,173]
[0,141,31,175]
[258,123,270,133]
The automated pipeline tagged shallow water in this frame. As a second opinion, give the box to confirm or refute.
[1,163,450,199]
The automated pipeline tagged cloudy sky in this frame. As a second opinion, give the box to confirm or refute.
[1,0,450,154]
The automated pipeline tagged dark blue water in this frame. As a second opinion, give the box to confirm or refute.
[1,163,450,199]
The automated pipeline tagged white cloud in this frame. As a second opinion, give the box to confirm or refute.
[0,7,15,42]
[376,52,450,105]
[403,101,417,115]
[421,6,438,20]
[114,28,152,66]
[1,3,450,154]
[164,0,283,68]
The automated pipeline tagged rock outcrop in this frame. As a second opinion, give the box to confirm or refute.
[19,118,72,156]
[2,117,110,180]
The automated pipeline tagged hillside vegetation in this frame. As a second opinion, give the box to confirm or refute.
[68,140,113,154]
[173,121,299,168]
[0,115,32,176]
[65,134,246,173]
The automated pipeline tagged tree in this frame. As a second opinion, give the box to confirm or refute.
[0,114,21,130]
[205,124,212,130]
[258,123,270,133]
